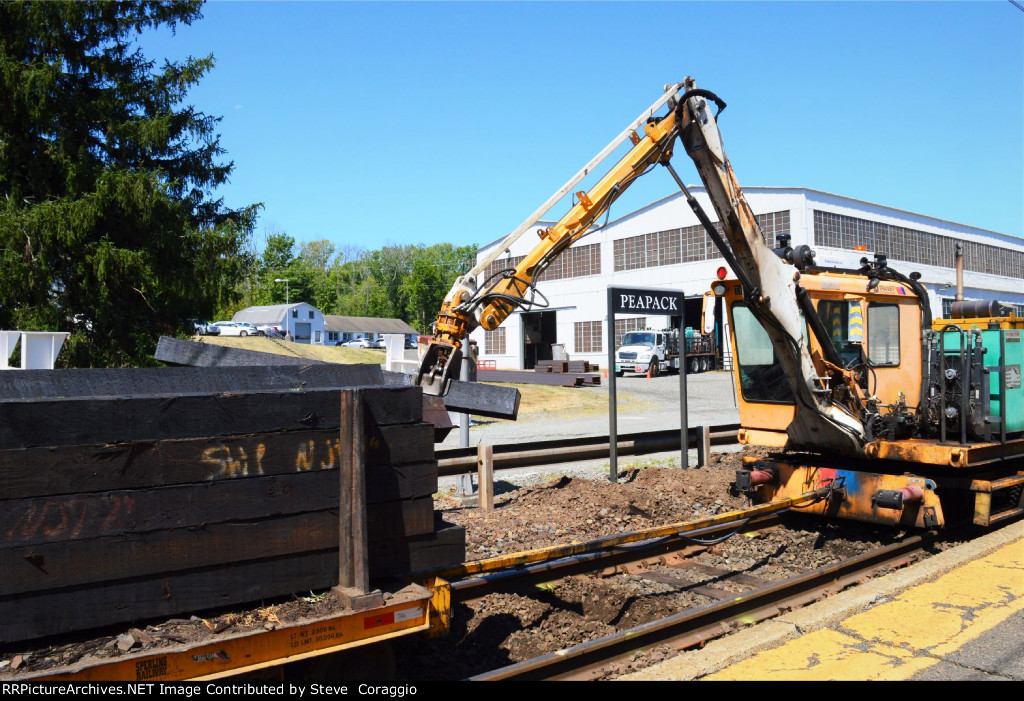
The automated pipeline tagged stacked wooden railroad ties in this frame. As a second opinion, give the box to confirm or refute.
[478,359,601,388]
[535,360,598,374]
[0,338,521,644]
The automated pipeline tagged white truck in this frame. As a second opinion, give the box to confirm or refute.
[614,327,716,377]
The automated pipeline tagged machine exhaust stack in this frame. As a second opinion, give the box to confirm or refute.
[955,241,964,303]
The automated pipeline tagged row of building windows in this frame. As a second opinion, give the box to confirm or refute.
[480,209,792,285]
[481,254,525,288]
[488,317,648,356]
[755,210,792,246]
[572,317,651,354]
[611,211,791,272]
[813,210,1024,278]
[574,320,603,354]
[484,327,506,355]
[940,298,1024,318]
[614,317,646,350]
[480,209,1020,293]
[542,243,601,281]
[480,243,602,288]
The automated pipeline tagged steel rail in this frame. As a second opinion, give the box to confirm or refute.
[435,423,741,476]
[468,531,934,681]
[417,486,834,582]
[448,515,784,602]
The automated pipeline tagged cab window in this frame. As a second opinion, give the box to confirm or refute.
[867,303,900,366]
[731,303,795,404]
[816,299,864,367]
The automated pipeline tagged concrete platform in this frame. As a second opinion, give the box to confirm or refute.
[620,519,1024,681]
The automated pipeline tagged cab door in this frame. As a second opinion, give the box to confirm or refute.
[813,295,921,407]
[863,298,921,407]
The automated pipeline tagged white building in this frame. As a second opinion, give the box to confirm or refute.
[323,315,418,345]
[233,303,327,344]
[469,187,1024,370]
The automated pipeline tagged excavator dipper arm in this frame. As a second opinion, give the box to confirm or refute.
[674,78,865,453]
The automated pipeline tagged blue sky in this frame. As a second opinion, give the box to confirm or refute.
[141,1,1024,255]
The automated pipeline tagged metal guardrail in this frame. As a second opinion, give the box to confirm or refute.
[434,423,741,476]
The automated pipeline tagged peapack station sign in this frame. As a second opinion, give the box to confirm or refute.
[611,287,685,314]
[606,285,688,483]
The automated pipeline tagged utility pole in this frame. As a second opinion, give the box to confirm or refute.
[275,278,290,340]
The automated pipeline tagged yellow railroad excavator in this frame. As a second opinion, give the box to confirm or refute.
[416,78,1024,530]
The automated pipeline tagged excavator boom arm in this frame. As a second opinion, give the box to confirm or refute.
[416,79,868,457]
[475,113,681,332]
[416,88,687,395]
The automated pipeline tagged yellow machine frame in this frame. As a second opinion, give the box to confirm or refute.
[716,275,1024,527]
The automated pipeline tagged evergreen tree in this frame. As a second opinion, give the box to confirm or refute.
[0,1,258,366]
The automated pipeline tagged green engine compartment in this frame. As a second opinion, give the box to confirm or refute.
[938,327,1023,435]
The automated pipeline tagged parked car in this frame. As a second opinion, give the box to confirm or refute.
[338,338,373,348]
[192,320,219,336]
[209,321,253,337]
[237,322,264,336]
[373,338,387,349]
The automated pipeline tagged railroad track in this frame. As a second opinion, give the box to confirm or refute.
[446,513,788,603]
[465,529,936,681]
[395,431,949,681]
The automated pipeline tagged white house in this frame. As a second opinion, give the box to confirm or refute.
[468,187,1024,370]
[322,316,418,346]
[233,303,327,344]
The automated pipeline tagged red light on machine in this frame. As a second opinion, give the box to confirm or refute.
[854,245,867,251]
[716,266,728,280]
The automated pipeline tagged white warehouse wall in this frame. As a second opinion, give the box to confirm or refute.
[469,188,1024,370]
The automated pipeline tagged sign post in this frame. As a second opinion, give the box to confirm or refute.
[607,286,688,482]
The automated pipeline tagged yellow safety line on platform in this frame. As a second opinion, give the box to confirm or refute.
[705,539,1024,681]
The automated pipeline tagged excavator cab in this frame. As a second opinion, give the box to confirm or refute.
[713,266,927,449]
